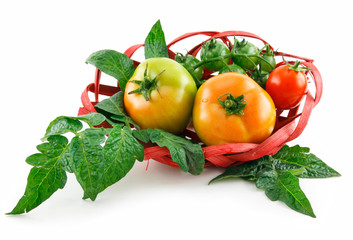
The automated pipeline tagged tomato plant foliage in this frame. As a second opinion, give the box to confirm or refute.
[209,145,340,218]
[8,96,204,214]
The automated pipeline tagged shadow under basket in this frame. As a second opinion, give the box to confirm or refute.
[78,30,323,169]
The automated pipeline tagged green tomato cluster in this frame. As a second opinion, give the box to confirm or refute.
[175,37,277,89]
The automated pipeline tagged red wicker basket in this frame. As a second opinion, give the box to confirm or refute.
[78,30,323,169]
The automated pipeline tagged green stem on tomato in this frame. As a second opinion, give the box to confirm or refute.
[192,52,273,73]
[192,52,233,70]
[186,66,204,88]
[218,93,247,116]
[128,64,165,101]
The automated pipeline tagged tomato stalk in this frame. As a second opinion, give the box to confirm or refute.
[242,54,258,71]
[259,44,276,70]
[192,53,232,70]
[283,58,311,72]
[128,64,164,101]
[175,52,204,87]
[192,46,275,89]
[192,52,273,73]
[188,69,205,88]
[218,93,247,116]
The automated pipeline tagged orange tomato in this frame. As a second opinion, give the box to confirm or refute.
[192,72,276,146]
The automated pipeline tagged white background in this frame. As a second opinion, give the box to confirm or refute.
[1,0,352,239]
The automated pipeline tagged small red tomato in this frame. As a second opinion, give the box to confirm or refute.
[266,61,308,110]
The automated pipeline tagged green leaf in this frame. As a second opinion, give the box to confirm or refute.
[288,167,307,176]
[144,20,169,59]
[25,153,50,167]
[74,112,106,127]
[42,113,106,141]
[69,128,106,200]
[27,135,71,172]
[140,128,204,175]
[95,91,139,129]
[101,125,144,191]
[7,167,67,215]
[31,135,69,164]
[86,50,134,92]
[209,144,341,217]
[132,129,150,143]
[7,135,68,215]
[209,157,271,184]
[42,116,83,140]
[272,145,341,178]
[210,158,317,217]
[257,171,316,218]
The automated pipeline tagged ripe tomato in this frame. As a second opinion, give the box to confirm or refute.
[193,72,276,146]
[265,61,308,110]
[124,58,197,135]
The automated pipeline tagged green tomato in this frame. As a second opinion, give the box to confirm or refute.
[200,38,230,72]
[232,38,260,71]
[219,64,246,75]
[175,53,204,80]
[251,70,269,89]
[259,55,276,72]
[124,58,197,135]
[259,44,276,72]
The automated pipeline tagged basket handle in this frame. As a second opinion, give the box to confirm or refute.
[78,68,119,117]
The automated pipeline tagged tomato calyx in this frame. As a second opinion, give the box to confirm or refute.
[218,93,247,116]
[203,37,218,50]
[261,44,275,56]
[283,58,311,72]
[233,37,248,50]
[128,63,164,101]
